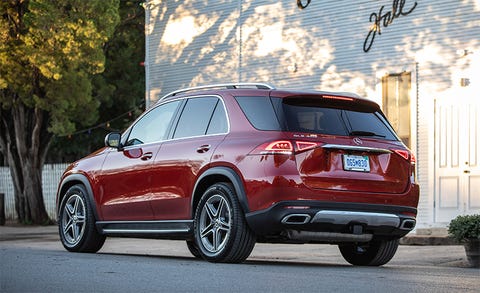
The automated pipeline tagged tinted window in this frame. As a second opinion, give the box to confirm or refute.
[235,96,281,130]
[284,105,346,135]
[126,100,181,146]
[206,102,228,135]
[281,98,397,140]
[343,110,397,140]
[174,97,218,139]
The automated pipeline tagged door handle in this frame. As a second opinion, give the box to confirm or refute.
[196,145,211,153]
[141,152,153,161]
[463,170,470,174]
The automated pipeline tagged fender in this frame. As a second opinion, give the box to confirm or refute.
[56,173,100,221]
[192,166,250,215]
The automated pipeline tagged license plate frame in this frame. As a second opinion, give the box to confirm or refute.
[343,154,370,172]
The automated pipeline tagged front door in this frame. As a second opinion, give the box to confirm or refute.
[434,97,480,223]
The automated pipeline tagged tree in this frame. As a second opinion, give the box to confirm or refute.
[0,0,119,224]
[46,0,145,163]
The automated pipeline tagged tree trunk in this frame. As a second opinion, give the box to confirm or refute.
[0,97,52,224]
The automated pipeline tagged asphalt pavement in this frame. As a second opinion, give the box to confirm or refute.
[0,224,475,269]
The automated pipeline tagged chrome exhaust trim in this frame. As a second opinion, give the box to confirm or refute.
[281,214,311,225]
[400,219,416,230]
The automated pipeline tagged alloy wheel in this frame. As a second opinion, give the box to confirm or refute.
[61,194,86,247]
[199,194,232,255]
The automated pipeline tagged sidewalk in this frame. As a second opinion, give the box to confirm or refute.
[0,224,471,268]
[0,223,457,245]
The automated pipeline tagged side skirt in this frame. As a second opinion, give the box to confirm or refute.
[96,220,194,240]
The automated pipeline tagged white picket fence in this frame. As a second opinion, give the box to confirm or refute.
[0,164,69,221]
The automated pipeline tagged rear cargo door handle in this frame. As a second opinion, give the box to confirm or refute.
[141,152,153,161]
[196,145,211,153]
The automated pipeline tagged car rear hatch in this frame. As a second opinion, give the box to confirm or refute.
[273,93,414,194]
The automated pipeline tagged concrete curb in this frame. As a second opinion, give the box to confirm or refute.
[0,224,459,246]
[400,235,458,246]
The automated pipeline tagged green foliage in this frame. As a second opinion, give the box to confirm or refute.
[448,214,480,242]
[46,0,145,162]
[0,0,120,135]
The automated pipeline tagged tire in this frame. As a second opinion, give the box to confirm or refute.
[58,184,106,253]
[193,182,255,263]
[339,238,399,266]
[186,240,202,259]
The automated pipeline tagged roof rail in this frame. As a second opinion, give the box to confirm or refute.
[158,83,275,103]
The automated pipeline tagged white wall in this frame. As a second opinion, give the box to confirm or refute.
[145,0,480,227]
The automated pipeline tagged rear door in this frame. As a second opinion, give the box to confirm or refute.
[279,97,413,194]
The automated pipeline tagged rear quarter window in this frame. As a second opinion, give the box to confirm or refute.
[235,96,281,131]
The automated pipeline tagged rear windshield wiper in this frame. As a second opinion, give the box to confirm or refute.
[349,130,386,138]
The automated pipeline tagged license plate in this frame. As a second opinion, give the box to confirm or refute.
[343,155,370,172]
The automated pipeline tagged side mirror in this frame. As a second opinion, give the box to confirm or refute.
[105,132,122,149]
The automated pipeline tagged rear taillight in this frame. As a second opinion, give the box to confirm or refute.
[295,141,320,152]
[251,140,293,155]
[392,149,410,161]
[250,140,321,155]
[392,149,417,182]
[392,149,416,164]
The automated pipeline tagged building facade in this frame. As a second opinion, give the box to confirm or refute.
[143,0,480,228]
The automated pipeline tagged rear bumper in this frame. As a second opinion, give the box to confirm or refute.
[245,201,417,243]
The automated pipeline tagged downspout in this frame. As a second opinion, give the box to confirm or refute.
[141,1,151,109]
[238,0,242,83]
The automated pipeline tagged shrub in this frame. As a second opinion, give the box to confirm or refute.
[448,214,480,242]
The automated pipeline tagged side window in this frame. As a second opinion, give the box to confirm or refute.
[235,96,281,130]
[206,102,228,135]
[173,97,218,139]
[125,100,181,146]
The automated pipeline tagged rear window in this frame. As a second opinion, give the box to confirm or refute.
[236,95,398,140]
[281,98,398,140]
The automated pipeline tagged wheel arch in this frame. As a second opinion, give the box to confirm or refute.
[56,174,100,222]
[191,167,249,217]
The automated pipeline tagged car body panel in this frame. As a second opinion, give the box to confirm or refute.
[56,85,419,244]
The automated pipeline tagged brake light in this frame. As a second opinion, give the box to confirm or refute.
[322,95,354,101]
[250,140,320,155]
[253,140,293,155]
[295,141,321,152]
[392,149,416,182]
[266,141,293,152]
[410,152,416,164]
[393,149,410,161]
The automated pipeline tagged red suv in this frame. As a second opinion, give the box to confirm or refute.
[56,83,419,266]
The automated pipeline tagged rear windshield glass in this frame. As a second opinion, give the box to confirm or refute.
[281,98,398,140]
[235,95,397,141]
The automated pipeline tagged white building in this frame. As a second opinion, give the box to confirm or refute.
[143,0,480,228]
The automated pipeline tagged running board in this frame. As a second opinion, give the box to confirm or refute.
[96,220,193,239]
